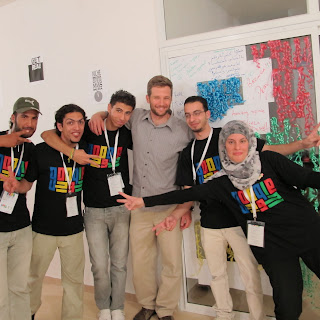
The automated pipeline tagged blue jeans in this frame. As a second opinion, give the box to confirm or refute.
[84,205,130,311]
[0,225,32,320]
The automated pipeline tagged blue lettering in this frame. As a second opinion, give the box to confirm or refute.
[231,191,250,214]
[49,167,57,191]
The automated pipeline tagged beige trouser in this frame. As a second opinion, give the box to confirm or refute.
[130,205,182,318]
[202,226,265,320]
[29,231,85,320]
[0,226,32,320]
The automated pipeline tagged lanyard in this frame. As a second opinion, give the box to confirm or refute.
[191,127,213,184]
[243,186,257,220]
[60,144,78,193]
[104,119,119,174]
[8,129,25,177]
[11,145,24,177]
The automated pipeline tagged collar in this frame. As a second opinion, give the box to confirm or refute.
[143,110,175,130]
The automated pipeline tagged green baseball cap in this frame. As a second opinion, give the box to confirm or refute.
[13,97,42,114]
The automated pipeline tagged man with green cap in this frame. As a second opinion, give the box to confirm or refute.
[0,97,40,320]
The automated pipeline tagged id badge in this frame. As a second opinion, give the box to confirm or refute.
[66,193,79,218]
[247,220,265,248]
[0,190,18,214]
[107,172,124,196]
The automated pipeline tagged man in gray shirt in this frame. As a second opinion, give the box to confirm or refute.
[128,76,193,320]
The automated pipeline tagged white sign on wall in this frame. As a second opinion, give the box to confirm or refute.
[169,47,273,134]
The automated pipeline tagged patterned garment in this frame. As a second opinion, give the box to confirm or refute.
[207,120,261,190]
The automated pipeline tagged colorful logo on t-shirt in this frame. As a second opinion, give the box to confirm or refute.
[87,144,123,168]
[231,178,284,214]
[0,154,28,181]
[196,155,221,184]
[49,166,85,193]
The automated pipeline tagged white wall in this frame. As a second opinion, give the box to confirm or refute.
[0,0,161,290]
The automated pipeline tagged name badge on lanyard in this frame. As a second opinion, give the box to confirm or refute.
[0,144,24,214]
[247,220,265,248]
[60,145,79,218]
[104,120,124,196]
[244,187,265,248]
[66,193,79,218]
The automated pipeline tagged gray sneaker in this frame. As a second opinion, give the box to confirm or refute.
[133,308,156,320]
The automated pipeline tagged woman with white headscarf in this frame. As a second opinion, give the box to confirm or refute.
[118,120,320,320]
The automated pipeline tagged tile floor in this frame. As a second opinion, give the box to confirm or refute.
[35,277,214,320]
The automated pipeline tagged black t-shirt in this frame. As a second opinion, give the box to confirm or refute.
[0,131,35,232]
[145,151,320,260]
[176,127,265,229]
[82,122,132,208]
[24,142,84,236]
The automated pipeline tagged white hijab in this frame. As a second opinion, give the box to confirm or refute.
[206,120,261,190]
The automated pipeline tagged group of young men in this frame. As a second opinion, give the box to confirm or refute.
[1,75,320,320]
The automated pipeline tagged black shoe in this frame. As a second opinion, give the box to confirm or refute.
[133,308,155,320]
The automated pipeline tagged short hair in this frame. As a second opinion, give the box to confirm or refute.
[54,104,86,135]
[110,90,136,109]
[147,75,173,96]
[184,96,208,111]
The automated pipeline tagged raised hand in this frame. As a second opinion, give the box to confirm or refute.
[0,166,19,194]
[152,215,178,236]
[117,192,145,210]
[302,122,320,148]
[73,149,101,167]
[1,130,31,147]
[88,112,106,136]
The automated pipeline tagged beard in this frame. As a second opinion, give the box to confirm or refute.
[150,105,170,117]
[13,121,35,138]
[192,127,204,133]
[190,125,205,133]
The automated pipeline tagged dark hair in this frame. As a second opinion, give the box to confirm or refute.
[147,75,173,96]
[184,96,208,111]
[110,90,136,109]
[54,104,86,134]
[9,112,17,129]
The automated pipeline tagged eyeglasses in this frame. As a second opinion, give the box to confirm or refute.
[185,110,206,119]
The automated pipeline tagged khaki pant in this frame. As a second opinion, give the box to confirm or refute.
[130,206,182,318]
[29,232,85,320]
[202,226,265,320]
[0,226,32,320]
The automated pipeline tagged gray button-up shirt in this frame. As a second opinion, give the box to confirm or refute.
[127,108,193,211]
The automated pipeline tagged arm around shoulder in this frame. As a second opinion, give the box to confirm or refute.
[41,129,73,157]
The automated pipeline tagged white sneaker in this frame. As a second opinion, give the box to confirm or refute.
[111,309,125,320]
[98,309,111,320]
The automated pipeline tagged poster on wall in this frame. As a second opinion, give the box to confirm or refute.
[28,56,44,82]
[169,46,273,134]
[89,69,108,104]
